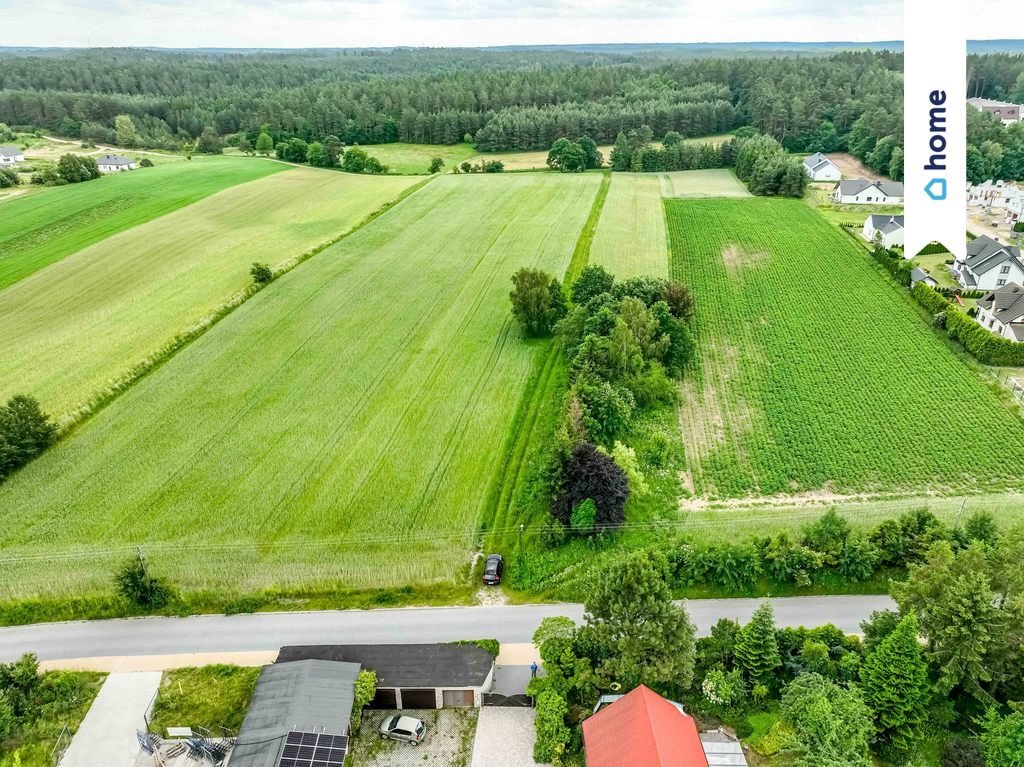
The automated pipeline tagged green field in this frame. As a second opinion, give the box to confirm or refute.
[0,173,601,601]
[0,167,419,421]
[670,198,1024,499]
[658,169,750,198]
[363,142,478,174]
[589,173,668,279]
[0,158,285,290]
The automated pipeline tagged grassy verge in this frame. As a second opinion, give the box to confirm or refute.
[0,671,106,767]
[148,666,260,737]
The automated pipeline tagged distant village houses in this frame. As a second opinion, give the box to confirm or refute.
[968,97,1023,125]
[863,214,905,248]
[0,145,25,165]
[833,179,904,205]
[96,154,138,172]
[803,152,841,182]
[976,282,1024,342]
[967,180,1024,210]
[954,235,1024,290]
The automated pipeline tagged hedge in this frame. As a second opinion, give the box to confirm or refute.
[916,241,951,256]
[912,285,1024,366]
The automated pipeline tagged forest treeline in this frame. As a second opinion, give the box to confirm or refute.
[0,47,905,175]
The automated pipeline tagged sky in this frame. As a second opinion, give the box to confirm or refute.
[3,0,909,49]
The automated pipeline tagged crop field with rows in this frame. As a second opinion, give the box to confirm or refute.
[669,198,1024,499]
[658,169,750,199]
[589,173,669,279]
[0,157,284,290]
[0,173,601,601]
[0,167,419,422]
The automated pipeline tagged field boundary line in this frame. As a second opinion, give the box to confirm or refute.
[55,176,435,438]
[564,172,611,285]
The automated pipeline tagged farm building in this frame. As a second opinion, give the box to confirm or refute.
[0,145,25,165]
[968,97,1022,124]
[832,178,904,205]
[953,235,1024,290]
[863,214,905,248]
[910,268,939,288]
[97,154,138,172]
[230,660,358,767]
[583,685,746,767]
[276,643,495,708]
[803,152,841,182]
[975,282,1024,342]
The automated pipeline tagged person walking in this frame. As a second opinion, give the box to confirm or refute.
[530,661,539,678]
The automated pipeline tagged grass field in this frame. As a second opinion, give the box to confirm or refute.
[361,142,478,174]
[148,666,259,737]
[0,173,602,602]
[0,157,285,290]
[669,197,1024,499]
[658,169,750,198]
[589,173,668,278]
[0,167,420,421]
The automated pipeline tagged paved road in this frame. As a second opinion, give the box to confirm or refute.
[0,595,895,662]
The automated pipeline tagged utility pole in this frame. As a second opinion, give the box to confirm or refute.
[955,498,967,528]
[137,545,147,577]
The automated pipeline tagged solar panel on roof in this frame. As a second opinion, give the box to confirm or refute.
[278,731,348,767]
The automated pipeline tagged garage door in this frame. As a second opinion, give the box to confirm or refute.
[370,688,397,709]
[400,689,437,709]
[442,689,474,707]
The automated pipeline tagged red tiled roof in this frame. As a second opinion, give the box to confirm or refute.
[583,685,710,767]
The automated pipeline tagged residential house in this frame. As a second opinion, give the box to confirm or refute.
[277,643,495,708]
[96,154,137,172]
[967,180,1022,210]
[1006,194,1024,227]
[968,97,1022,124]
[954,235,1024,290]
[863,214,905,248]
[975,282,1024,342]
[584,685,747,767]
[803,152,841,182]
[0,145,25,165]
[910,268,939,288]
[833,178,905,205]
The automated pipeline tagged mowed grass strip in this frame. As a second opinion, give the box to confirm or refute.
[589,173,668,279]
[669,198,1024,499]
[0,167,420,420]
[0,173,602,600]
[658,168,751,199]
[0,157,285,290]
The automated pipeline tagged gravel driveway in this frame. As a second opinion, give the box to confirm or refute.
[470,708,543,767]
[349,708,477,766]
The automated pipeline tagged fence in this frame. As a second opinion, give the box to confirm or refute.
[50,725,72,766]
[981,366,1024,407]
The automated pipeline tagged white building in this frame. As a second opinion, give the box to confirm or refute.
[954,235,1024,291]
[975,282,1024,342]
[803,152,841,182]
[863,214,905,248]
[1005,195,1024,227]
[967,180,1022,209]
[0,145,25,165]
[833,178,905,205]
[96,154,137,172]
[968,97,1022,125]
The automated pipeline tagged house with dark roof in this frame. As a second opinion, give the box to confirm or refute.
[832,178,904,204]
[0,145,25,165]
[277,643,495,709]
[976,282,1024,342]
[803,152,841,182]
[229,659,359,767]
[584,685,745,767]
[863,214,905,248]
[910,267,939,289]
[96,154,137,172]
[954,235,1024,290]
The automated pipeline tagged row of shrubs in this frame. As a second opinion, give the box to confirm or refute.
[913,282,1024,365]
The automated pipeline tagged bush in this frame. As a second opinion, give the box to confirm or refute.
[351,670,377,730]
[554,443,629,531]
[115,557,172,609]
[0,167,20,188]
[250,262,273,285]
[941,737,985,767]
[534,689,571,762]
[0,394,57,481]
[139,157,154,168]
[570,498,597,534]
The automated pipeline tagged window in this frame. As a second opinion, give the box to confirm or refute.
[1001,265,1011,274]
[991,319,997,328]
[998,279,1007,286]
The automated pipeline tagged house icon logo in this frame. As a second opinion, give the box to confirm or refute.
[925,178,947,201]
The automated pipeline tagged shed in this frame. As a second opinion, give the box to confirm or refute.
[700,730,749,767]
[229,659,359,767]
[277,644,495,709]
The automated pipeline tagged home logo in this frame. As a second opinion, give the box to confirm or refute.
[925,178,947,201]
[924,90,948,201]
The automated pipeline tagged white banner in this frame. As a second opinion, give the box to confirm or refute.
[903,0,967,261]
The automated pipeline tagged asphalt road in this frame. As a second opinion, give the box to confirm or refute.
[0,595,895,662]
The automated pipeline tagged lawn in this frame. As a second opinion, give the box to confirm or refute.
[913,252,959,289]
[669,197,1024,499]
[0,173,602,603]
[0,167,420,421]
[361,142,478,174]
[0,157,284,290]
[658,169,750,198]
[147,666,260,738]
[589,173,669,279]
